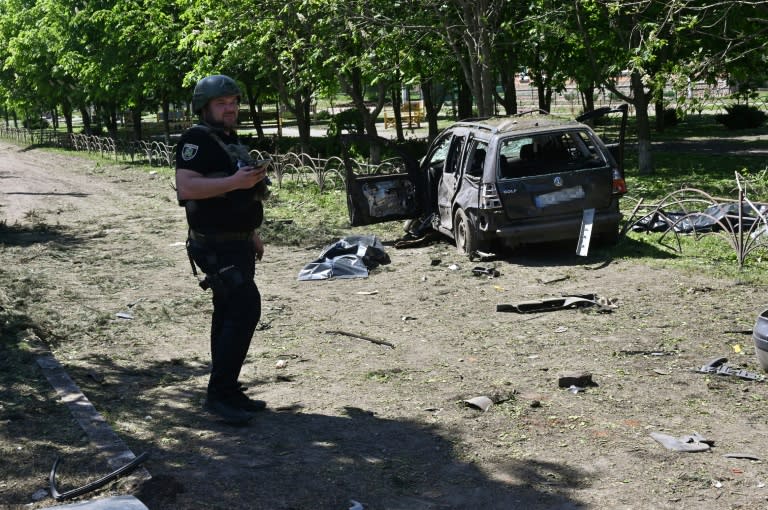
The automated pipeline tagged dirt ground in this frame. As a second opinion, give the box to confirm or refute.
[2,139,768,510]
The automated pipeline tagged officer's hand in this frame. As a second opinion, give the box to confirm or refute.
[232,165,268,190]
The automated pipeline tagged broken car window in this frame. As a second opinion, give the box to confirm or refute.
[498,130,608,178]
[425,135,452,172]
[445,135,466,174]
[467,141,488,178]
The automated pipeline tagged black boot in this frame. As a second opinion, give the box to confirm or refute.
[231,383,267,412]
[203,394,254,425]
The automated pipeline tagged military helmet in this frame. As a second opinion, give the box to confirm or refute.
[191,75,241,114]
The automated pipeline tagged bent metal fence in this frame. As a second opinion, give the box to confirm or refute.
[623,172,768,268]
[0,126,381,192]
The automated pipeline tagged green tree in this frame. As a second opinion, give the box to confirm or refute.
[575,0,768,175]
[425,0,508,117]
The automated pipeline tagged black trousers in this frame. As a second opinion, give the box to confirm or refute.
[187,238,261,399]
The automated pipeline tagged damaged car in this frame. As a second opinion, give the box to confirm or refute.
[343,105,629,257]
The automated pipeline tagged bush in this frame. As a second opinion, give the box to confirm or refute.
[314,110,331,121]
[663,108,679,127]
[327,108,364,137]
[715,104,767,130]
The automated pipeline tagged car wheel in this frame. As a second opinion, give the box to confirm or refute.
[453,208,478,256]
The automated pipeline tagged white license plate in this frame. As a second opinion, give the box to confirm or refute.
[535,185,585,207]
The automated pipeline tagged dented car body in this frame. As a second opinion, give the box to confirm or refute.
[344,105,629,256]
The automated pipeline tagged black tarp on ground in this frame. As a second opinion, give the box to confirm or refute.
[297,235,390,281]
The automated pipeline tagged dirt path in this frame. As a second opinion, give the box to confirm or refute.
[2,140,768,510]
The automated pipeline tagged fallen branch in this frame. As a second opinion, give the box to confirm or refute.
[325,330,395,349]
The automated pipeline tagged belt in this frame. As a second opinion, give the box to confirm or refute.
[188,229,253,243]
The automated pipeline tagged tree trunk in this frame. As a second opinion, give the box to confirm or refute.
[62,99,73,133]
[654,100,665,132]
[292,88,313,154]
[79,106,91,135]
[495,64,518,115]
[340,67,388,163]
[392,85,404,142]
[457,74,473,120]
[131,107,143,140]
[161,100,171,144]
[631,72,654,175]
[579,82,596,114]
[243,80,264,139]
[421,77,442,141]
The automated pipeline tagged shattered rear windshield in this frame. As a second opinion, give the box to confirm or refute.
[497,130,607,179]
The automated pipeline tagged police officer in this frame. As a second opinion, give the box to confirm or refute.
[175,74,269,424]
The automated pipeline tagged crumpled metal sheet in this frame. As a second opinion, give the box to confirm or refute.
[297,235,390,281]
[633,202,768,234]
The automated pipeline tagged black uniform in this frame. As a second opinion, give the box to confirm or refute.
[175,124,263,404]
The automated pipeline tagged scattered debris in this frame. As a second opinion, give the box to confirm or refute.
[697,357,765,381]
[126,298,145,308]
[115,312,133,320]
[558,371,598,388]
[275,359,288,369]
[618,350,675,357]
[430,259,441,266]
[325,330,395,349]
[349,499,364,510]
[401,315,417,321]
[472,266,500,277]
[650,432,714,452]
[448,264,460,271]
[536,275,570,285]
[724,453,761,461]
[566,385,585,394]
[471,250,495,262]
[49,452,150,501]
[355,290,379,295]
[464,396,494,412]
[497,294,615,314]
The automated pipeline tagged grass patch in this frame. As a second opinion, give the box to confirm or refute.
[262,180,403,247]
[617,117,768,283]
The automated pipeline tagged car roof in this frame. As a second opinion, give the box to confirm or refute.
[449,114,583,137]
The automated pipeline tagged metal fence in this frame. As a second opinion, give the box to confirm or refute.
[0,126,374,191]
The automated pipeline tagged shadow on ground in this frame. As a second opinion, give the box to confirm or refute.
[17,354,590,510]
[0,221,84,249]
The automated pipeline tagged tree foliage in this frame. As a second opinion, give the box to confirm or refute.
[1,0,766,171]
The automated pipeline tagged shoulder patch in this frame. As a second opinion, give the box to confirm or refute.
[181,143,199,161]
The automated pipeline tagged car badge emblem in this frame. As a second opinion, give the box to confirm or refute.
[553,176,563,187]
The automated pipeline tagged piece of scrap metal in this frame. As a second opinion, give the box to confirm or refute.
[650,431,714,452]
[696,357,765,382]
[496,293,613,313]
[472,266,500,277]
[464,396,494,412]
[577,208,595,256]
[50,452,150,501]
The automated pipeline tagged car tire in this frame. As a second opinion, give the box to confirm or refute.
[453,208,478,256]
